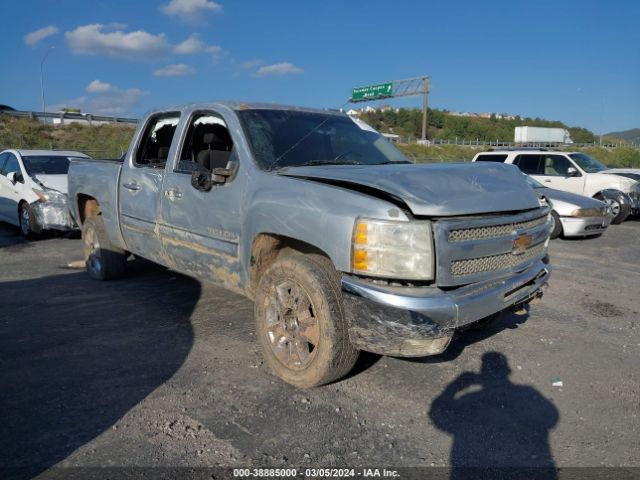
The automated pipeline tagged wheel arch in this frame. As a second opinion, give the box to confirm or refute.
[248,233,332,296]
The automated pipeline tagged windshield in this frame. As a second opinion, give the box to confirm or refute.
[22,155,74,175]
[568,153,608,173]
[524,175,545,189]
[237,109,410,170]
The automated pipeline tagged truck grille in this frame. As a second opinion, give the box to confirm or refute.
[451,242,546,277]
[433,208,551,287]
[448,215,548,242]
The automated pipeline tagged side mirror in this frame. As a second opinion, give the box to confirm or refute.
[6,171,17,184]
[566,167,580,177]
[191,170,213,192]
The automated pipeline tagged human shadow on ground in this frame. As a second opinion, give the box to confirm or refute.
[0,263,200,479]
[429,352,559,480]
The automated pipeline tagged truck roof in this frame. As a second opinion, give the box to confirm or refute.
[143,101,347,117]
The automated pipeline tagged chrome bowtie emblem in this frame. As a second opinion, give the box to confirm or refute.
[512,234,533,255]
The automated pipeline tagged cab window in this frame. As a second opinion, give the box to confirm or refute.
[176,112,234,173]
[542,155,572,176]
[135,113,181,168]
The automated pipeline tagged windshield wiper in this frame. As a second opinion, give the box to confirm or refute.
[377,160,412,165]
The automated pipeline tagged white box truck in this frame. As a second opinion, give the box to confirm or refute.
[515,126,573,144]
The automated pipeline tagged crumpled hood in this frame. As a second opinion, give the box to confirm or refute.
[32,174,68,194]
[280,162,541,216]
[600,169,640,181]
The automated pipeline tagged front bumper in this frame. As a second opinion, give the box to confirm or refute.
[31,201,78,231]
[341,258,551,356]
[559,216,610,237]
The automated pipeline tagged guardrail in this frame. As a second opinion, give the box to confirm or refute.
[393,137,640,149]
[0,109,138,125]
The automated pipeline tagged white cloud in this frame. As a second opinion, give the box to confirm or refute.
[65,24,169,59]
[161,0,222,23]
[153,64,194,77]
[173,34,222,55]
[24,25,59,46]
[255,62,304,77]
[86,80,113,93]
[52,82,147,115]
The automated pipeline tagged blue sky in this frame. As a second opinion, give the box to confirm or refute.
[2,0,638,133]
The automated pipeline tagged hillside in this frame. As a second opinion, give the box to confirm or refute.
[1,113,638,168]
[605,128,640,144]
[0,115,135,159]
[359,107,596,144]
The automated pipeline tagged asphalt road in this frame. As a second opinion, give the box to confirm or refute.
[0,221,639,477]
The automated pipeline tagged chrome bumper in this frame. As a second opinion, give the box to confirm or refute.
[341,259,551,357]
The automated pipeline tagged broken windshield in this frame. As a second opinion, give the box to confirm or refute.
[237,109,410,170]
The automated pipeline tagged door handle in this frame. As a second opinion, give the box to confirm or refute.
[123,182,142,191]
[164,188,183,199]
[544,180,552,183]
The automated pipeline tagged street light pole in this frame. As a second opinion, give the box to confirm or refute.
[40,46,54,114]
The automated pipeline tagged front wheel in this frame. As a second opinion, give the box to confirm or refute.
[255,254,359,388]
[549,211,562,239]
[19,202,41,239]
[82,216,127,280]
[596,192,630,225]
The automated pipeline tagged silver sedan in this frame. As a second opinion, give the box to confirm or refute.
[525,176,611,239]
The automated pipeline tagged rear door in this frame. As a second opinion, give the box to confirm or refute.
[158,109,244,292]
[118,112,181,263]
[0,152,11,221]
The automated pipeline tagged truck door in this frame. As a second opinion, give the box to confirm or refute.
[119,112,181,263]
[158,110,244,293]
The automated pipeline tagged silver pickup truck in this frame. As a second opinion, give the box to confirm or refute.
[68,102,552,387]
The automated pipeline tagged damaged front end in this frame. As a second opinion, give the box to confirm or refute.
[31,189,77,231]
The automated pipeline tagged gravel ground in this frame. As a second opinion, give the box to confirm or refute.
[0,221,638,478]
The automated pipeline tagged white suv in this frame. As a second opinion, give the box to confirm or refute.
[472,150,640,224]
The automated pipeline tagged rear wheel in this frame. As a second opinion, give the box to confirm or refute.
[255,254,359,388]
[82,216,127,280]
[19,202,41,239]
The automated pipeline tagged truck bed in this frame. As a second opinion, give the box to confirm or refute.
[67,157,125,249]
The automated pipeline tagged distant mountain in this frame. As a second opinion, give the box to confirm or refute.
[604,128,640,144]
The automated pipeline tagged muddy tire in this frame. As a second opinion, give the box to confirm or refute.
[255,254,359,388]
[550,211,562,239]
[19,202,41,240]
[82,216,127,280]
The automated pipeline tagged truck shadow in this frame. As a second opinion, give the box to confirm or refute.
[428,351,559,479]
[0,264,200,479]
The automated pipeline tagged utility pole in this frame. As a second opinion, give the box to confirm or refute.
[421,77,429,141]
[40,46,55,114]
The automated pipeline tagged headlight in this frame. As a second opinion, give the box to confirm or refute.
[351,219,434,280]
[570,208,606,217]
[33,188,66,204]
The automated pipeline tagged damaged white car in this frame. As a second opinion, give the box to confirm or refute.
[0,149,89,238]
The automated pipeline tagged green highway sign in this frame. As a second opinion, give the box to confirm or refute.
[351,82,393,102]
